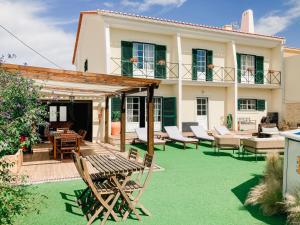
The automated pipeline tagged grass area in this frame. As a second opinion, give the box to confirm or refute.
[18,142,286,225]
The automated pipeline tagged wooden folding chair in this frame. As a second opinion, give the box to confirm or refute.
[80,157,120,225]
[128,148,139,161]
[121,153,155,220]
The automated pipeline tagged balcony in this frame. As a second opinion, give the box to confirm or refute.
[110,57,179,79]
[182,64,235,82]
[238,69,281,86]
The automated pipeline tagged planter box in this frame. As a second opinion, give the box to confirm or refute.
[2,149,23,174]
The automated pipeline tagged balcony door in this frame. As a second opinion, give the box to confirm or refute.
[133,43,155,77]
[196,97,208,130]
[196,50,207,81]
[241,54,255,84]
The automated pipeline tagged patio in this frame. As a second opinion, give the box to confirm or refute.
[17,143,286,225]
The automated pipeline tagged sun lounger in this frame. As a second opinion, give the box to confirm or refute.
[190,125,214,146]
[133,128,166,151]
[164,126,198,149]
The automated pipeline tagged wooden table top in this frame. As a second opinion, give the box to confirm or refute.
[86,154,145,176]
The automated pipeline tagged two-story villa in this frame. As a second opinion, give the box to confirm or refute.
[73,10,284,136]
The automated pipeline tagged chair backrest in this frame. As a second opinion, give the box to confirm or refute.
[80,157,98,194]
[214,126,231,135]
[164,126,183,139]
[135,128,147,141]
[72,151,86,183]
[78,129,87,140]
[128,148,139,161]
[190,125,207,137]
[60,134,77,146]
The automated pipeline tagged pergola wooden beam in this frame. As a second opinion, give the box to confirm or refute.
[120,93,126,152]
[147,85,155,156]
[104,96,110,143]
[1,64,160,88]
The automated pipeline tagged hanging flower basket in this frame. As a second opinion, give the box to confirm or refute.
[207,64,214,69]
[157,60,166,65]
[130,57,138,63]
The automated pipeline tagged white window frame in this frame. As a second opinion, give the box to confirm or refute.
[241,54,255,84]
[196,50,206,81]
[126,97,140,123]
[133,43,155,77]
[239,99,257,111]
[197,98,208,116]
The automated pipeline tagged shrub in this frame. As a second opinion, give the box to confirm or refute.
[0,160,44,225]
[285,191,300,224]
[245,153,284,215]
[0,68,47,156]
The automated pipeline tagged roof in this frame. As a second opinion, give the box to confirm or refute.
[72,10,285,64]
[284,46,300,53]
[1,63,160,98]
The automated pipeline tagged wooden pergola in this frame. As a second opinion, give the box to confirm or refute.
[1,64,161,156]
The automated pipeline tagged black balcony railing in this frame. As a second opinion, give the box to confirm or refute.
[182,64,235,82]
[238,69,281,85]
[110,57,179,79]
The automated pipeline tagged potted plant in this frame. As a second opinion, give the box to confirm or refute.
[111,111,121,136]
[157,59,166,65]
[130,57,138,63]
[207,64,214,69]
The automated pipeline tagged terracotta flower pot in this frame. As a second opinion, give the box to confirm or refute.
[111,122,121,136]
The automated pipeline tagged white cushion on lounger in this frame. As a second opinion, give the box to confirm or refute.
[164,126,197,142]
[214,126,231,135]
[135,128,165,144]
[190,126,214,141]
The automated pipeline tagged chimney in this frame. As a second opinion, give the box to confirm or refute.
[240,9,254,33]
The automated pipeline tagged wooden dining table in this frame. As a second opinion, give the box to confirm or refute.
[49,131,82,160]
[86,154,145,221]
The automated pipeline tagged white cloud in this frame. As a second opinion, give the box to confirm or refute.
[103,2,114,8]
[121,0,187,12]
[0,0,75,69]
[256,0,300,35]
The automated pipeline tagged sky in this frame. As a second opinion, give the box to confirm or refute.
[0,0,299,70]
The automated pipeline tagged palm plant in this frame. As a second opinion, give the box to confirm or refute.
[285,191,300,224]
[245,153,284,216]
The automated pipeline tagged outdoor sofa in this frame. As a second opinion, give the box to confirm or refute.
[213,126,241,154]
[242,136,285,161]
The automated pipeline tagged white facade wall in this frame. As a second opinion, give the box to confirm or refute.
[74,13,285,133]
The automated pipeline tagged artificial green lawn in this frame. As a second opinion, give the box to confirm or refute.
[18,143,286,225]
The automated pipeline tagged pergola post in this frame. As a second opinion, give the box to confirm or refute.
[120,93,126,152]
[147,85,155,156]
[104,96,110,143]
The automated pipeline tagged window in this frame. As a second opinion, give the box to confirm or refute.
[127,97,139,122]
[49,106,68,122]
[49,106,57,122]
[239,99,257,111]
[241,54,255,83]
[197,98,208,115]
[145,97,162,122]
[196,50,206,80]
[133,43,155,77]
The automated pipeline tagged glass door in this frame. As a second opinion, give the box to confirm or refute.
[126,97,140,132]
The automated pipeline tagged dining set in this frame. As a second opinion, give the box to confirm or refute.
[72,148,154,225]
[49,129,83,160]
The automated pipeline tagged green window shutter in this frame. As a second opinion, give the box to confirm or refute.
[192,49,197,80]
[111,97,121,121]
[162,97,177,131]
[255,56,264,84]
[237,99,241,110]
[206,50,213,81]
[256,99,266,111]
[236,53,241,83]
[121,41,133,77]
[155,45,166,79]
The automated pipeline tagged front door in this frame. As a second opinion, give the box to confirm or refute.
[126,97,140,132]
[196,97,208,130]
